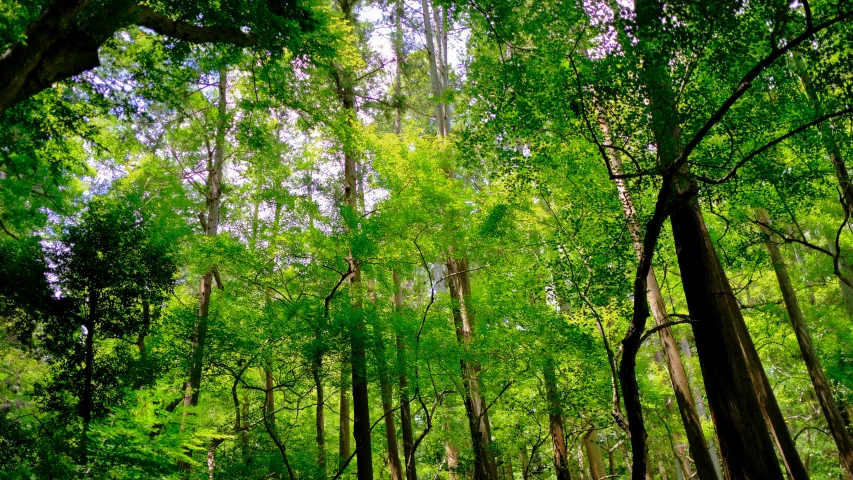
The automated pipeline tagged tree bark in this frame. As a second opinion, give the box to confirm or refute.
[180,67,227,471]
[422,0,497,476]
[339,374,351,468]
[606,127,717,480]
[447,257,500,480]
[312,352,326,472]
[265,369,275,425]
[332,2,372,477]
[544,358,572,480]
[668,192,785,479]
[759,210,853,479]
[394,271,418,480]
[584,431,607,480]
[378,334,404,480]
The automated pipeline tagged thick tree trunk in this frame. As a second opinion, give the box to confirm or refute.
[669,193,785,479]
[446,423,460,480]
[760,210,853,479]
[607,135,717,480]
[584,431,607,480]
[544,358,572,480]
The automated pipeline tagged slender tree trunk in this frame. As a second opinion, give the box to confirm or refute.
[265,369,275,425]
[180,67,228,471]
[759,210,853,479]
[137,298,150,359]
[312,351,326,472]
[339,372,351,468]
[378,335,404,480]
[584,431,607,480]
[446,419,460,480]
[332,2,372,477]
[544,358,572,480]
[668,192,786,479]
[79,289,97,464]
[394,271,418,480]
[606,128,717,480]
[422,1,497,476]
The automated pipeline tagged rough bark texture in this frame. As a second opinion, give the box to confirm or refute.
[669,193,785,479]
[759,210,853,479]
[606,127,717,480]
[544,359,572,480]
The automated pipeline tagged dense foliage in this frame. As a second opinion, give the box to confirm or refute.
[1,0,852,479]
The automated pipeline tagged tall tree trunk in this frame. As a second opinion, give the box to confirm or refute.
[181,66,228,470]
[391,6,418,476]
[333,2,372,477]
[544,358,572,480]
[606,128,717,480]
[378,334,404,480]
[394,271,418,480]
[312,351,326,472]
[759,210,853,478]
[584,431,607,480]
[339,370,351,468]
[80,289,97,464]
[447,257,500,480]
[668,193,786,479]
[422,1,497,477]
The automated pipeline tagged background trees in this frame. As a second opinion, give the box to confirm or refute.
[1,0,852,479]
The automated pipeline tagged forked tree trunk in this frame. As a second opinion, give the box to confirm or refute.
[605,128,717,480]
[759,210,853,479]
[668,193,785,479]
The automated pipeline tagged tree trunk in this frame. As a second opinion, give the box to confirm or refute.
[447,257,500,480]
[544,358,572,480]
[180,66,227,470]
[339,376,351,468]
[446,426,460,480]
[422,0,497,476]
[584,431,607,480]
[394,271,418,480]
[759,210,853,479]
[378,334,404,480]
[137,298,150,359]
[333,2,372,477]
[265,369,275,425]
[79,289,97,464]
[312,351,326,472]
[606,130,717,480]
[668,192,786,479]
